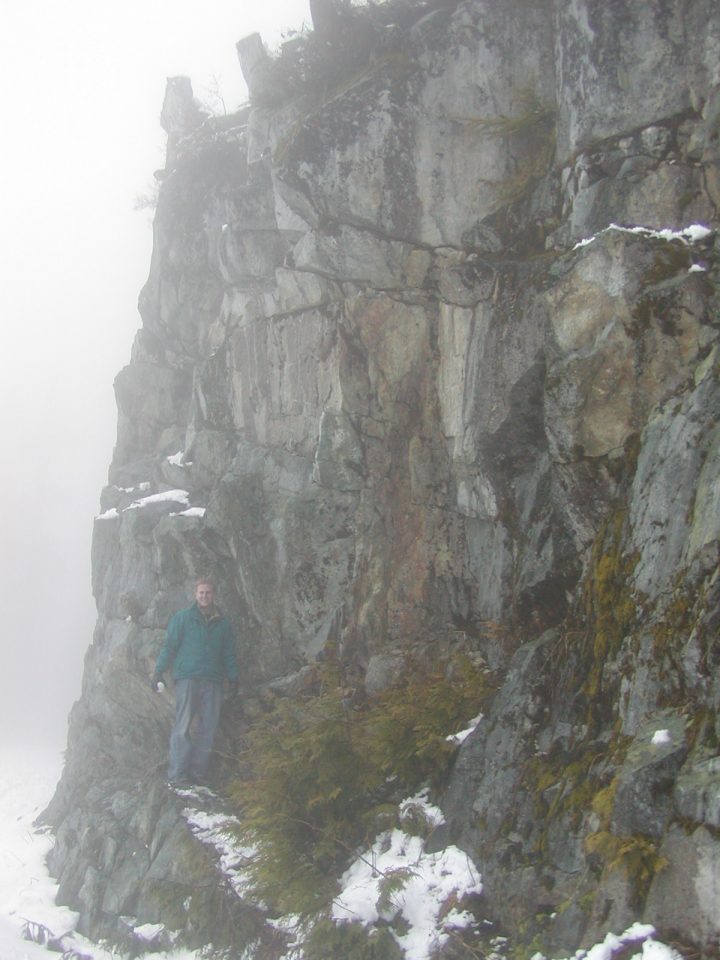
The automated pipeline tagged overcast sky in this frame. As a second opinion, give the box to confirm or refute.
[0,0,311,751]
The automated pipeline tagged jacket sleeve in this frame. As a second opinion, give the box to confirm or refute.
[155,611,183,676]
[222,621,239,681]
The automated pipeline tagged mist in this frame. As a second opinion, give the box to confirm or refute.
[0,0,311,752]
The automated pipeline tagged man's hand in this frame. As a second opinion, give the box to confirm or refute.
[151,674,164,693]
[227,680,239,701]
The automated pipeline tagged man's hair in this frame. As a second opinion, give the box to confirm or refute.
[195,576,215,590]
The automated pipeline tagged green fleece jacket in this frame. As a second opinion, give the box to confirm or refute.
[155,603,239,682]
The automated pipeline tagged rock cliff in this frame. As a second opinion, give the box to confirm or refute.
[44,1,720,957]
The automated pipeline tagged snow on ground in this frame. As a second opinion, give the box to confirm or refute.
[541,923,683,960]
[95,490,206,521]
[0,744,77,960]
[0,745,687,960]
[398,789,447,830]
[332,826,483,960]
[0,745,213,960]
[180,798,258,898]
[651,729,673,746]
[125,489,190,510]
[445,713,483,745]
[171,507,206,518]
[166,452,194,467]
[573,222,713,249]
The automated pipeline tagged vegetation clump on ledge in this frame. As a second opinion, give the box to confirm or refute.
[226,654,494,914]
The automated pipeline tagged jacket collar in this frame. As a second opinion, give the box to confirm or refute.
[192,601,222,623]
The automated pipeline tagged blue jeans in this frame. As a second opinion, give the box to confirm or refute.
[168,678,223,782]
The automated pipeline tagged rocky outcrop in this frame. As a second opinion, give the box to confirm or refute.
[45,0,720,957]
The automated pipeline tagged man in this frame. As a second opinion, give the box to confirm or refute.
[152,577,239,786]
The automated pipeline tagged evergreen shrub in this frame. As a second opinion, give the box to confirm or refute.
[365,656,488,788]
[303,917,403,960]
[228,655,492,913]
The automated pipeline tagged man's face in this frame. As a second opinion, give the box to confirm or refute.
[195,583,215,608]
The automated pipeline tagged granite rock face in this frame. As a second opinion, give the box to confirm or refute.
[46,0,720,956]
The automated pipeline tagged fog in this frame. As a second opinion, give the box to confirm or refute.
[0,0,310,752]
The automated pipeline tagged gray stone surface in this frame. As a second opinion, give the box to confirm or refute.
[644,826,720,948]
[554,0,720,158]
[611,712,688,838]
[674,755,720,829]
[45,1,720,956]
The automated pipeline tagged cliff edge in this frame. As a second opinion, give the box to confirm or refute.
[44,1,720,957]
